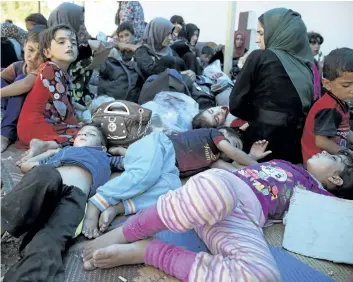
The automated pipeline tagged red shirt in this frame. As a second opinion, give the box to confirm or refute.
[301,92,350,166]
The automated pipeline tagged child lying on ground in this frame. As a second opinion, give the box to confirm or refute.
[15,24,82,159]
[82,127,271,239]
[82,149,353,282]
[1,124,117,282]
[302,48,353,166]
[1,27,45,152]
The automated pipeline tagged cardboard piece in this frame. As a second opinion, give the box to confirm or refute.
[86,47,113,70]
[283,188,353,264]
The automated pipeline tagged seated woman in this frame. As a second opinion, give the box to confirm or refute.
[229,8,315,164]
[134,17,187,78]
[25,13,48,30]
[82,149,353,281]
[171,23,202,75]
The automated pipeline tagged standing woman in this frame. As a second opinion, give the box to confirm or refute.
[48,2,95,110]
[116,1,145,41]
[229,8,314,164]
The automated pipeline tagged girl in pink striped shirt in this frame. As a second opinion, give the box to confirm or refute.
[82,149,353,282]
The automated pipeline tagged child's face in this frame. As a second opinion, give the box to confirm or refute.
[74,126,104,147]
[200,53,212,65]
[44,29,78,64]
[219,128,243,150]
[201,106,229,127]
[323,72,353,102]
[118,30,134,43]
[24,41,43,70]
[307,151,346,190]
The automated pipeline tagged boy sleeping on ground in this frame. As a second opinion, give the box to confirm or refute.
[82,127,272,239]
[1,124,118,282]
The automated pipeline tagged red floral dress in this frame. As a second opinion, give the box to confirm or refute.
[17,61,80,148]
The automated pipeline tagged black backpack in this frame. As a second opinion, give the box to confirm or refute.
[98,57,144,103]
[138,68,191,105]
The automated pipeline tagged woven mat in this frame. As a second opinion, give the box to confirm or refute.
[1,144,353,281]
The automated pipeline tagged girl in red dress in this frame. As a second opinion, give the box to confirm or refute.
[17,24,81,160]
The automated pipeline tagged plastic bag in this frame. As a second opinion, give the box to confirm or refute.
[81,95,115,121]
[203,60,233,86]
[142,92,199,134]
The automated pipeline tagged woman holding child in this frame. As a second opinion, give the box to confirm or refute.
[229,8,314,164]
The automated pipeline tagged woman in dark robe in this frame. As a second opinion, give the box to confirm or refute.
[229,8,314,164]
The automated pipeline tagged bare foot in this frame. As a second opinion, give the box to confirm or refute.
[0,136,12,153]
[19,139,59,163]
[98,202,125,233]
[84,239,151,270]
[82,202,101,239]
[82,226,128,262]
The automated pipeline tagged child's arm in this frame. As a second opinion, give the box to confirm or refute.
[217,140,257,166]
[20,148,60,173]
[315,135,341,154]
[0,74,36,98]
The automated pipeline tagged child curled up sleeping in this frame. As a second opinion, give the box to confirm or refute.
[81,126,272,239]
[82,149,353,282]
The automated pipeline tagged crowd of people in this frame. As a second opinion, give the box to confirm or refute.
[1,2,353,282]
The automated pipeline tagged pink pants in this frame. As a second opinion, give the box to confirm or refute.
[123,169,281,282]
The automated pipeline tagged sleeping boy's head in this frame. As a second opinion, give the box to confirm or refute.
[192,106,229,129]
[24,26,46,71]
[40,24,78,66]
[306,149,353,200]
[200,45,215,66]
[218,126,243,162]
[74,124,107,148]
[322,48,353,103]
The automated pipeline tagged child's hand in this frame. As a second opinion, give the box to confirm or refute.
[249,140,272,160]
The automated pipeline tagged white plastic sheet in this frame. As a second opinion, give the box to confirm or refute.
[143,92,199,134]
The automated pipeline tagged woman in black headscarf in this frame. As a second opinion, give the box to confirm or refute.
[171,23,202,75]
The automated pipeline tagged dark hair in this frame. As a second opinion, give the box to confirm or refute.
[323,48,353,81]
[307,32,324,45]
[117,22,135,36]
[192,111,213,129]
[5,19,13,24]
[25,25,46,44]
[333,149,353,200]
[218,126,244,140]
[170,15,184,25]
[39,24,77,59]
[25,13,48,27]
[258,14,264,26]
[201,45,216,56]
[82,123,107,147]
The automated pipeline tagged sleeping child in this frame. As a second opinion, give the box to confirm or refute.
[15,24,82,159]
[82,127,272,239]
[82,149,353,282]
[1,124,117,282]
[1,26,45,152]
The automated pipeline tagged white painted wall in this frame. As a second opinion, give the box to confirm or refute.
[49,1,353,56]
